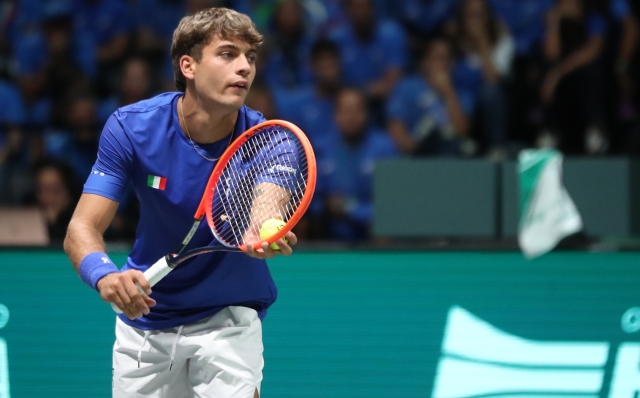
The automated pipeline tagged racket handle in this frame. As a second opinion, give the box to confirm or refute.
[111,256,172,314]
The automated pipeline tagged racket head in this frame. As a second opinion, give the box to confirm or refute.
[198,120,316,250]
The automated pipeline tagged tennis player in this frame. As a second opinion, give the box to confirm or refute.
[63,8,295,398]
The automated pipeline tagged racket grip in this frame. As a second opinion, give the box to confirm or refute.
[111,256,172,314]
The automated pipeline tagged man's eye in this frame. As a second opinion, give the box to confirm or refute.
[221,52,233,58]
[247,55,257,63]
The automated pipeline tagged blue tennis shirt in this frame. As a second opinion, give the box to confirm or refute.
[84,92,277,330]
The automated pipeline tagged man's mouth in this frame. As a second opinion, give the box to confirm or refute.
[229,82,248,89]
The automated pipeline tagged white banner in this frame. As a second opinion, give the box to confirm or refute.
[518,150,583,258]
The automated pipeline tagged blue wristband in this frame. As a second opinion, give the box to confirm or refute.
[79,252,119,291]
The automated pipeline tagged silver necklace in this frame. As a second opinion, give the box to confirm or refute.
[180,96,234,162]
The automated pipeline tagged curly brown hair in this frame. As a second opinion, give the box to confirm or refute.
[170,7,264,92]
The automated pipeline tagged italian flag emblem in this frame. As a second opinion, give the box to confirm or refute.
[147,175,167,190]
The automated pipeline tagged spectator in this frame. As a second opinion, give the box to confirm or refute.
[262,0,315,91]
[3,0,42,50]
[133,0,185,59]
[74,0,130,96]
[539,0,607,154]
[628,0,640,112]
[42,5,92,126]
[393,0,459,38]
[488,0,554,147]
[14,1,89,132]
[0,80,32,205]
[489,0,555,57]
[328,0,407,102]
[98,57,154,123]
[131,0,177,92]
[244,84,278,120]
[29,159,78,245]
[387,38,473,156]
[607,0,638,121]
[14,37,49,133]
[44,91,100,183]
[278,39,342,150]
[452,0,514,159]
[320,87,397,242]
[589,0,639,152]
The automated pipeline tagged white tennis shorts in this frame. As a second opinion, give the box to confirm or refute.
[112,306,263,398]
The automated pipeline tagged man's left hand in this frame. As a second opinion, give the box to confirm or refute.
[245,231,297,259]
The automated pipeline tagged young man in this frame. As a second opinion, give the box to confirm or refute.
[63,8,296,398]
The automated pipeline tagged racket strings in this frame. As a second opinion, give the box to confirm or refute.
[209,126,309,247]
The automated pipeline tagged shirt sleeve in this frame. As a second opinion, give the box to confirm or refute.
[15,33,47,75]
[383,22,409,70]
[83,113,133,202]
[0,83,25,125]
[254,129,302,192]
[100,0,130,43]
[386,81,412,123]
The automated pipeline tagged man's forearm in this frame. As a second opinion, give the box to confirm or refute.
[558,37,603,77]
[64,219,109,273]
[443,90,469,137]
[544,19,562,61]
[619,17,639,65]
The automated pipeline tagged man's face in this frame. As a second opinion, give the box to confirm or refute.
[557,0,583,17]
[68,98,96,131]
[189,36,257,111]
[422,41,452,76]
[36,168,68,209]
[312,52,341,87]
[122,60,150,101]
[347,0,375,30]
[335,90,367,138]
[463,0,488,26]
[275,0,303,35]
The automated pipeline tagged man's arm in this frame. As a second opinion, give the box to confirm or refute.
[367,67,403,99]
[544,7,563,62]
[388,119,417,154]
[541,36,604,102]
[64,193,155,319]
[619,15,639,65]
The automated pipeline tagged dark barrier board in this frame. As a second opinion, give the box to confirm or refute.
[374,158,640,239]
[374,160,499,238]
[0,251,639,397]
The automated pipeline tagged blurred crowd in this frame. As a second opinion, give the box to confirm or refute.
[0,0,639,244]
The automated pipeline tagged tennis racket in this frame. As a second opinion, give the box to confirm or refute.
[112,119,316,314]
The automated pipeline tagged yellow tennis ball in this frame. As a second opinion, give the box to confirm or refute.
[260,218,288,250]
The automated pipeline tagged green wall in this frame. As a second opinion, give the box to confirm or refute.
[1,251,639,397]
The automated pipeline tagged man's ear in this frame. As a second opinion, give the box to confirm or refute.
[180,55,196,82]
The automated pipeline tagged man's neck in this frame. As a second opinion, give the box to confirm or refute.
[315,82,339,99]
[179,92,238,144]
[353,22,374,42]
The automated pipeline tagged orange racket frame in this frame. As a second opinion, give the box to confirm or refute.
[196,119,317,251]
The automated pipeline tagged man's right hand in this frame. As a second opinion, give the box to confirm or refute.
[97,270,156,320]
